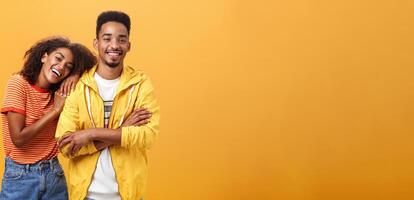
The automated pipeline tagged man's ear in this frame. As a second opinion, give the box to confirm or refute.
[41,53,48,63]
[127,41,131,52]
[93,38,98,50]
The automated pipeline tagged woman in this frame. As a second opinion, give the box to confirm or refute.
[0,36,96,199]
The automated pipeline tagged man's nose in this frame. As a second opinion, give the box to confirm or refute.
[110,39,120,48]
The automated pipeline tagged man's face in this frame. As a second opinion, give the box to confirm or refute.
[94,21,130,68]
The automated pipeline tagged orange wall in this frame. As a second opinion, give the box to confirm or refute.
[0,1,413,199]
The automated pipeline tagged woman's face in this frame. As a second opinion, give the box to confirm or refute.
[40,47,74,84]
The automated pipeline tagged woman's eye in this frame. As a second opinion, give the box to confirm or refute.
[66,65,73,70]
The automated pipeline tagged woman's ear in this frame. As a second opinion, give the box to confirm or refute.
[41,52,48,63]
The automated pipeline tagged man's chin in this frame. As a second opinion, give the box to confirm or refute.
[105,61,121,68]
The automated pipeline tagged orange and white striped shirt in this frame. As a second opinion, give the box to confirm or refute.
[1,74,59,164]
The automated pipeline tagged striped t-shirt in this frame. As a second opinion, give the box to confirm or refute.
[1,74,59,164]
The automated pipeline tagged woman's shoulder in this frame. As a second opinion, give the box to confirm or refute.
[9,73,27,82]
[7,74,29,87]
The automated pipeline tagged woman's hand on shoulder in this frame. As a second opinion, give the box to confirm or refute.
[57,73,80,97]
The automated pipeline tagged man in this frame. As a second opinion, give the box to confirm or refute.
[56,11,160,200]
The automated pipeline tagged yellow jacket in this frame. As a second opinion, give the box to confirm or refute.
[56,65,160,200]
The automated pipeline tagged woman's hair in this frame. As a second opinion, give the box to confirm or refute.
[68,43,97,75]
[20,36,97,92]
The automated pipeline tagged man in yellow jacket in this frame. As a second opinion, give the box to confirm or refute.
[56,11,160,200]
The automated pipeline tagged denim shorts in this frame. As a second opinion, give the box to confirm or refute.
[0,157,68,200]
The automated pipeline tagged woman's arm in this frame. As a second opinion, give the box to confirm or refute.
[57,73,80,96]
[8,93,65,147]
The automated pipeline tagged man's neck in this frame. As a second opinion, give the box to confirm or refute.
[96,62,123,80]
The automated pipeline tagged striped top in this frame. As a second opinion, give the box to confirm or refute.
[1,74,59,164]
[103,100,114,128]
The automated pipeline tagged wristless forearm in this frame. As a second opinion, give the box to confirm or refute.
[89,128,122,145]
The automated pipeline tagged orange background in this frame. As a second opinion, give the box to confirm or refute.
[0,0,413,199]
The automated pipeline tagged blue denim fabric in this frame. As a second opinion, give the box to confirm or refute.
[84,197,144,200]
[0,157,68,200]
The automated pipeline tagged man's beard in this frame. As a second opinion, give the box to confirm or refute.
[105,60,120,68]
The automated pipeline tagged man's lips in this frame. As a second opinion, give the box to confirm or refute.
[106,51,122,56]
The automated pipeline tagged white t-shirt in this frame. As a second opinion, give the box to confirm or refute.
[86,73,121,200]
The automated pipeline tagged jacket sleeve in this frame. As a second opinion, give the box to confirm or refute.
[55,85,98,158]
[120,75,160,149]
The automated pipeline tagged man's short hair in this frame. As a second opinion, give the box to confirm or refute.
[96,11,131,38]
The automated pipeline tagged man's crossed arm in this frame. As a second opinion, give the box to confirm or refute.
[58,108,152,157]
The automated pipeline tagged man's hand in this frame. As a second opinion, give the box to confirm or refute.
[58,108,152,157]
[58,130,93,157]
[122,108,152,127]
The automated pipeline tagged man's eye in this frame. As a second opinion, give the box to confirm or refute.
[56,56,63,61]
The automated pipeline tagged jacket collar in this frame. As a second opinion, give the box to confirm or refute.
[80,64,142,95]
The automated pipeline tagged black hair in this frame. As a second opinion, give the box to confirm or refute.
[68,43,97,75]
[20,36,97,93]
[21,37,70,88]
[96,11,131,38]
